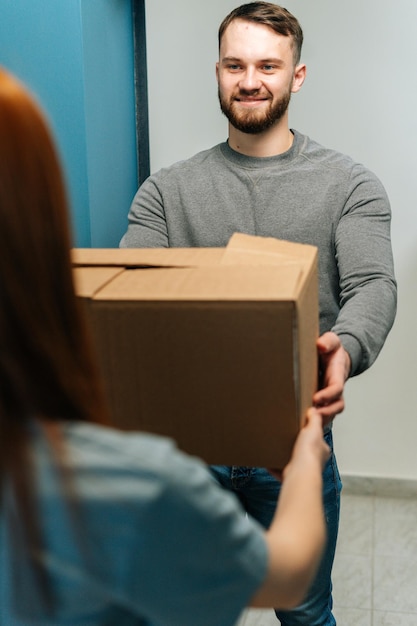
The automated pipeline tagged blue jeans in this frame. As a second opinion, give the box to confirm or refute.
[210,430,341,626]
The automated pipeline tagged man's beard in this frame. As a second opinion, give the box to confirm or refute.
[218,87,291,134]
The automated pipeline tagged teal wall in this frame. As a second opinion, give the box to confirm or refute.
[0,0,138,247]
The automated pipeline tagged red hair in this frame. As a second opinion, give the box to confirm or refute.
[0,68,107,429]
[0,67,109,613]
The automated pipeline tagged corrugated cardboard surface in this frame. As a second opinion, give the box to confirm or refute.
[73,233,318,468]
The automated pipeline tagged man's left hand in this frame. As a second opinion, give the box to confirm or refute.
[313,331,351,427]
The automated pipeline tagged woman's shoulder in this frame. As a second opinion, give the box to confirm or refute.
[58,421,206,479]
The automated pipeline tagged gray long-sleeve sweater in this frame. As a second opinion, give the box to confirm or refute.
[120,130,397,377]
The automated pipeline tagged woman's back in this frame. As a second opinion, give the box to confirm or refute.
[1,421,266,626]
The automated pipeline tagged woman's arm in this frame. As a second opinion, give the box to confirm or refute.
[250,408,329,609]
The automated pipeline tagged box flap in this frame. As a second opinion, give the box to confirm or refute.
[222,232,317,266]
[73,267,125,298]
[92,266,302,301]
[71,247,224,268]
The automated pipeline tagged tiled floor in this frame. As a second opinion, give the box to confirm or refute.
[235,489,417,625]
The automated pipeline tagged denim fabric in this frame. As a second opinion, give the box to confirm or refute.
[210,431,342,625]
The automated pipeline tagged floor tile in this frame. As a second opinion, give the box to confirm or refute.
[373,611,417,625]
[374,497,417,557]
[332,607,371,625]
[374,553,417,613]
[332,552,372,609]
[338,494,373,556]
[372,497,417,613]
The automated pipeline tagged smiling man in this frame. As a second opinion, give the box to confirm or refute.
[120,3,397,625]
[217,15,305,147]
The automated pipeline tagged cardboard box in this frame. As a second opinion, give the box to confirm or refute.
[72,233,318,468]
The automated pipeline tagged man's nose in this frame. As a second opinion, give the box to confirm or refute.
[238,68,262,92]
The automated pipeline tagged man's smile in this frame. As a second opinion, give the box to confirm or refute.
[234,94,270,106]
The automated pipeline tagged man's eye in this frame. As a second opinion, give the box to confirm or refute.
[227,64,241,71]
[262,65,275,71]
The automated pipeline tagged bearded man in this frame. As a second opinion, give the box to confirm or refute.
[120,3,397,625]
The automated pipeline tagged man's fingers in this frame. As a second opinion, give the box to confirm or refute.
[313,399,345,422]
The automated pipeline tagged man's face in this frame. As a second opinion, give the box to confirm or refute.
[217,20,299,134]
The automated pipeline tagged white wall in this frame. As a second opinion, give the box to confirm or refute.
[146,0,417,479]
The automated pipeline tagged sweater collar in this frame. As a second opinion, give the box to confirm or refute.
[220,129,302,169]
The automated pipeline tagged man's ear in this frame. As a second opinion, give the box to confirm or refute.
[215,62,220,83]
[291,63,307,93]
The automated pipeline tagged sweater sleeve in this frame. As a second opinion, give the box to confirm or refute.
[332,163,397,375]
[120,174,169,248]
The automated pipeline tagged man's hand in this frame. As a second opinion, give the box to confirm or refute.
[313,331,351,426]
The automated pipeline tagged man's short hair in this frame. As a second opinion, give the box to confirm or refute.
[218,2,303,65]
